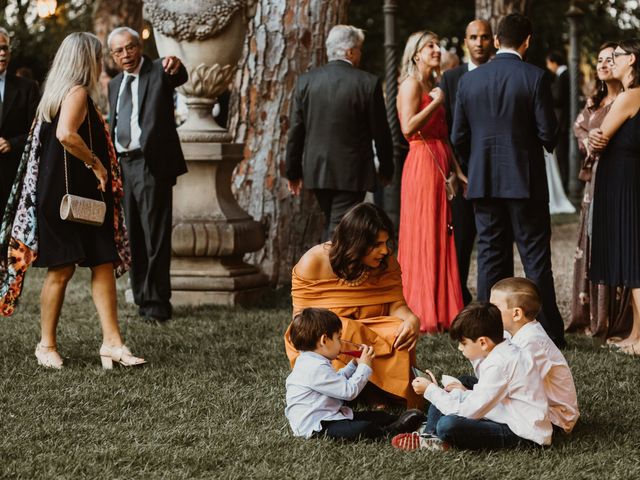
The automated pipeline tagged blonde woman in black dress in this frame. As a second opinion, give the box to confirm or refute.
[33,33,145,368]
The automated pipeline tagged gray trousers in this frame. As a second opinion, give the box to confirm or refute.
[120,155,173,319]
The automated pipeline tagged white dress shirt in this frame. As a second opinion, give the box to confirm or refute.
[425,339,552,445]
[556,65,568,77]
[114,57,144,152]
[0,71,6,102]
[285,351,372,438]
[496,48,523,60]
[511,321,579,433]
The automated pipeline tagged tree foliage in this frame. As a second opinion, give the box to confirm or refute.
[350,0,639,75]
[3,0,92,82]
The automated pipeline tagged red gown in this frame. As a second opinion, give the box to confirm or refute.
[397,94,463,333]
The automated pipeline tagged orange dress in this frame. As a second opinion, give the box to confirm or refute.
[398,94,463,333]
[284,256,423,408]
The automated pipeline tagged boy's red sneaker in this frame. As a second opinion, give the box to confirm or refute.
[391,433,449,451]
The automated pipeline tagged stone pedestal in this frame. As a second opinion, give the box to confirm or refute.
[144,0,267,307]
[169,142,268,306]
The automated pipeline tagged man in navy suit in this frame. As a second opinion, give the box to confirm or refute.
[452,13,565,347]
[440,19,512,305]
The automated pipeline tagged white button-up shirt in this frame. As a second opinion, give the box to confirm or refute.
[114,57,144,152]
[425,339,552,445]
[0,71,6,102]
[285,351,372,438]
[511,321,579,433]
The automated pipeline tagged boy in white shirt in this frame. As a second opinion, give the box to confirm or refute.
[285,308,424,440]
[490,277,580,433]
[392,302,552,450]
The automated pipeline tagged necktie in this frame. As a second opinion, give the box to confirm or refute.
[116,75,134,148]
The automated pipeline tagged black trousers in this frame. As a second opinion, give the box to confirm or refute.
[451,191,477,305]
[473,198,565,347]
[319,411,397,441]
[120,155,173,319]
[313,189,366,241]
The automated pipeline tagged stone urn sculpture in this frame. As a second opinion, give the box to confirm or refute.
[144,0,268,306]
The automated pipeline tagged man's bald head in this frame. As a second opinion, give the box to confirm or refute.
[465,19,493,65]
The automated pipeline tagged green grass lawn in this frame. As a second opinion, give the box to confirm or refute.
[1,265,640,480]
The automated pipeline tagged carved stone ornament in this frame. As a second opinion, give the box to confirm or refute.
[179,63,236,100]
[144,0,258,42]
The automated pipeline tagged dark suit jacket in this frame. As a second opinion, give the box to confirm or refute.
[551,68,570,133]
[440,63,470,170]
[0,74,39,208]
[451,53,557,201]
[285,60,393,192]
[108,56,188,184]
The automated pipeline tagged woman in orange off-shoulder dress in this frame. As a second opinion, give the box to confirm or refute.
[396,30,465,333]
[284,203,423,408]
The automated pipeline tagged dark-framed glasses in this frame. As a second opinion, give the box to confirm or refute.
[111,43,138,58]
[612,51,632,59]
[0,45,10,53]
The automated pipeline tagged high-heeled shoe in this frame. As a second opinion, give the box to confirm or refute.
[99,344,147,369]
[35,343,64,369]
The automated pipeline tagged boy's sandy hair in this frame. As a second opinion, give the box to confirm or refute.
[491,277,542,319]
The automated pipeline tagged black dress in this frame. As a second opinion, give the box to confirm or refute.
[590,111,640,288]
[34,100,117,268]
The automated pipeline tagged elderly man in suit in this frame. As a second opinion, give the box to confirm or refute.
[285,24,394,240]
[107,27,188,322]
[452,13,565,348]
[439,19,510,306]
[0,27,39,217]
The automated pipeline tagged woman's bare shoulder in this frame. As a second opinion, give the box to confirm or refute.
[294,243,335,280]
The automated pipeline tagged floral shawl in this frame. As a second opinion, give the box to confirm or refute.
[0,107,131,316]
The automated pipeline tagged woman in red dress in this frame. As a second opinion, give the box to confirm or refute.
[396,30,465,333]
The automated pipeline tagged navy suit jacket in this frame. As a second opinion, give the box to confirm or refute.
[451,53,557,201]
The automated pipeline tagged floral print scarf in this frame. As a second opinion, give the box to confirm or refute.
[0,106,131,316]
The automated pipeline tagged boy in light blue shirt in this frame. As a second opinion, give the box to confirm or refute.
[285,307,423,440]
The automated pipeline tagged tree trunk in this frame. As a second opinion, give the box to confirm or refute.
[92,0,144,72]
[475,0,532,30]
[228,0,349,286]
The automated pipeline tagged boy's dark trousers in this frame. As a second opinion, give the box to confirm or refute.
[318,411,397,441]
[424,404,530,450]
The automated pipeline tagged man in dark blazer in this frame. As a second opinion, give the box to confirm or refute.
[285,25,394,240]
[546,51,570,190]
[440,19,510,305]
[452,13,565,347]
[0,27,39,217]
[108,27,188,322]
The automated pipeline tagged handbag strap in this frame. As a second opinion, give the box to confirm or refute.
[63,101,104,201]
[417,131,450,182]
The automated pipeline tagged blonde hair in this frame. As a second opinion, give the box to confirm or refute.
[491,277,542,319]
[399,30,439,84]
[37,32,103,122]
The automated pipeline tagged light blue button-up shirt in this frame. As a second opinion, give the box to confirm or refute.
[285,351,372,438]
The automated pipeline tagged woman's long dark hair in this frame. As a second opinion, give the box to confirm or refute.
[590,41,618,110]
[329,203,396,281]
[617,38,640,90]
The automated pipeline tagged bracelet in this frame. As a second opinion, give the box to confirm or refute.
[85,153,98,169]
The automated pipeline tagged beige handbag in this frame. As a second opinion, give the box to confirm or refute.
[418,131,459,201]
[59,106,106,227]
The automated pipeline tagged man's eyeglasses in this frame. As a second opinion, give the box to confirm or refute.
[0,45,10,53]
[111,43,138,58]
[612,51,632,59]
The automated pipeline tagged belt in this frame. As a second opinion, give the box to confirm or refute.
[117,149,143,159]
